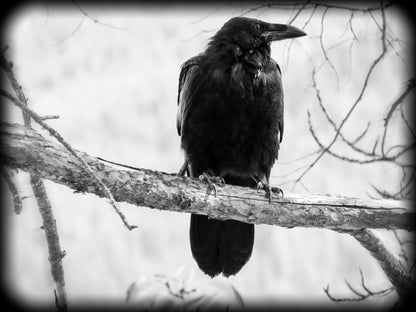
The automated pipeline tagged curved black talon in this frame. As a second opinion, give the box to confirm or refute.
[260,182,284,204]
[178,158,189,177]
[199,171,225,197]
[271,186,284,198]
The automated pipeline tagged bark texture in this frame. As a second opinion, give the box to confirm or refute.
[1,122,413,231]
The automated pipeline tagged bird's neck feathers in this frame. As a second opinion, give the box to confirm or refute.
[206,37,272,68]
[205,39,240,65]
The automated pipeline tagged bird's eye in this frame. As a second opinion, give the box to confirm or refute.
[255,24,261,30]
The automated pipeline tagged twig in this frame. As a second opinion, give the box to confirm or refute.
[384,79,415,127]
[348,11,360,43]
[239,1,393,16]
[1,48,31,126]
[40,115,60,120]
[400,98,416,139]
[0,167,23,214]
[351,122,371,145]
[190,5,227,24]
[294,0,388,187]
[51,16,85,46]
[393,230,411,267]
[72,0,128,30]
[307,109,412,166]
[277,149,321,165]
[324,268,395,302]
[288,0,311,25]
[318,6,340,87]
[324,285,364,302]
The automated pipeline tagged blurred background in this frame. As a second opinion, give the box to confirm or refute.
[1,2,413,309]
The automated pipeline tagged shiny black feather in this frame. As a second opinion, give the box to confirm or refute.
[177,17,289,277]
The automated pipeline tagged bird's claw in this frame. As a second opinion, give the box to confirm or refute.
[199,172,225,197]
[177,159,189,177]
[264,185,284,204]
[271,186,284,198]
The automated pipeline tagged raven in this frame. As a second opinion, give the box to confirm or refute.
[177,17,306,277]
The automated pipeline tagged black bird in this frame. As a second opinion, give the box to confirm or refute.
[177,17,306,277]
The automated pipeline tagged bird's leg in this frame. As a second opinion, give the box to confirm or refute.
[178,157,189,177]
[252,175,284,204]
[199,170,225,197]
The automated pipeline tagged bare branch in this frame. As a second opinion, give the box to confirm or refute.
[72,0,128,30]
[348,11,360,43]
[350,229,413,298]
[351,122,371,145]
[1,122,413,232]
[384,79,415,127]
[1,48,31,126]
[277,149,321,165]
[393,230,411,267]
[239,1,394,15]
[400,98,416,139]
[308,108,414,167]
[190,5,227,24]
[324,269,395,302]
[308,111,372,164]
[0,167,23,214]
[288,0,311,25]
[318,7,339,87]
[51,16,85,46]
[30,175,68,310]
[294,1,389,186]
[40,115,60,121]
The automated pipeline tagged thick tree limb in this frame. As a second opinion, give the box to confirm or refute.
[350,229,413,298]
[1,122,413,231]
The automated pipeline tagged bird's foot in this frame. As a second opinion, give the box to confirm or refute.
[260,183,284,204]
[252,175,283,204]
[177,159,189,177]
[199,171,225,197]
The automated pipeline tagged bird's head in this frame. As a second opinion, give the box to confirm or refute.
[211,17,306,51]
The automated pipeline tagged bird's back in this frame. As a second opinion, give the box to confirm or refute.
[178,52,283,180]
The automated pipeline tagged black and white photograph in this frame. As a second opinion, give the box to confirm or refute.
[0,1,414,310]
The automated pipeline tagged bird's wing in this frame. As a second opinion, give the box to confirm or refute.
[177,55,204,136]
[273,60,284,144]
[277,99,284,144]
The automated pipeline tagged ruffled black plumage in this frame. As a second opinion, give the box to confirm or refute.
[177,17,305,277]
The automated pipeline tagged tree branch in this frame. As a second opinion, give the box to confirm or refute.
[384,78,415,127]
[293,0,389,186]
[30,175,68,309]
[0,167,23,214]
[350,229,413,298]
[1,122,413,231]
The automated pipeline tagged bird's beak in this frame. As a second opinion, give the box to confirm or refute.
[262,23,306,42]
